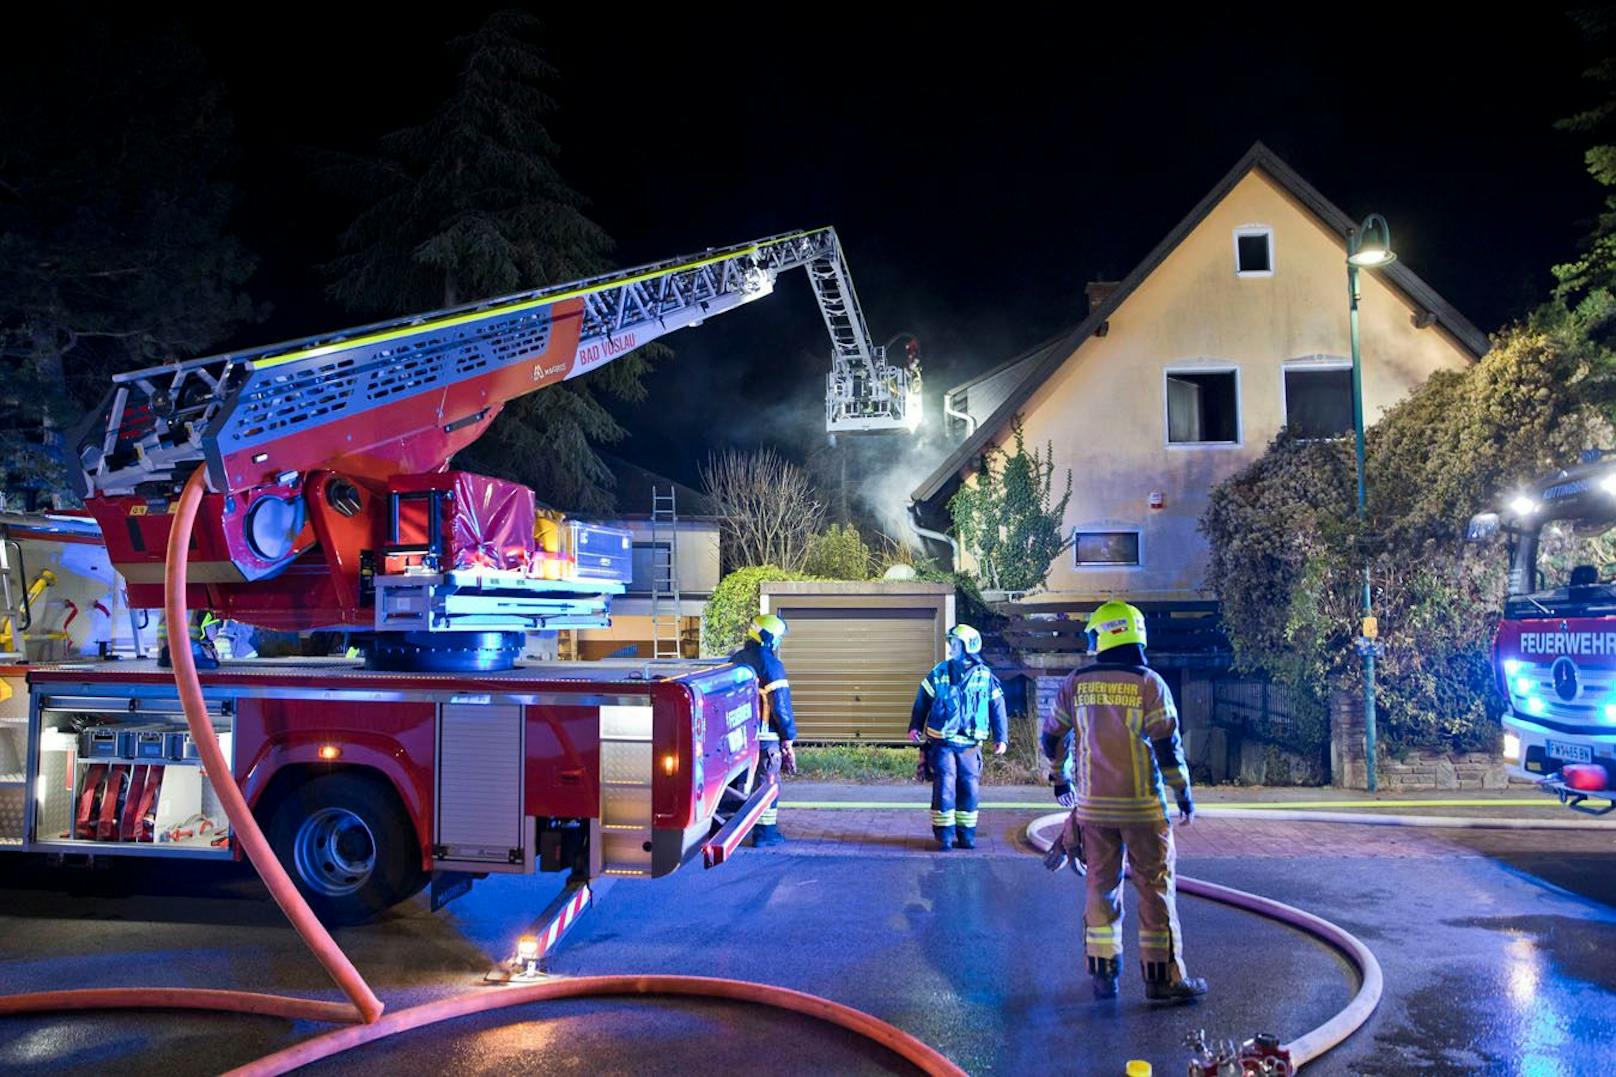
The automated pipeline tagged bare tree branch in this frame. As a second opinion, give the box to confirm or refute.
[699,448,824,572]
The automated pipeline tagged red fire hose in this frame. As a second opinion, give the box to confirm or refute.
[1,467,967,1076]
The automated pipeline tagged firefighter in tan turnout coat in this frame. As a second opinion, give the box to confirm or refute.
[1041,600,1208,1004]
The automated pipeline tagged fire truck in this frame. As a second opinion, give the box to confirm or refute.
[1470,450,1616,813]
[0,228,919,922]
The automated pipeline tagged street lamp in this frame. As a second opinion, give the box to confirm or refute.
[1346,213,1395,793]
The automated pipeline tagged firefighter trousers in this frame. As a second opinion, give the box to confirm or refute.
[1079,820,1188,983]
[756,740,782,827]
[929,742,982,833]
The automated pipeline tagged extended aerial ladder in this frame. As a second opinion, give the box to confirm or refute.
[72,228,917,666]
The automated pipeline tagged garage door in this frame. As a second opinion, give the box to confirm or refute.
[776,606,940,742]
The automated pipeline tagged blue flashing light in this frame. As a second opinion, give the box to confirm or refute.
[1526,696,1547,716]
[1503,659,1524,677]
[1514,677,1532,695]
[1606,704,1616,722]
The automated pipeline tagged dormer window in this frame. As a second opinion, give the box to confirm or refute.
[1234,227,1273,277]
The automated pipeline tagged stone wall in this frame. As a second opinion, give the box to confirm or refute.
[1330,688,1518,790]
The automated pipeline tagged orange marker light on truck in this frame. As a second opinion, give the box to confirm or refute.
[318,744,342,761]
[661,753,677,777]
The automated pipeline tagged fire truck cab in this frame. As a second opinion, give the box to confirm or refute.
[1471,450,1616,811]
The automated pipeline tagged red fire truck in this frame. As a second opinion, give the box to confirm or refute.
[0,228,918,921]
[1471,450,1616,813]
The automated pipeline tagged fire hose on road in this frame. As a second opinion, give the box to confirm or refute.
[1024,810,1388,1072]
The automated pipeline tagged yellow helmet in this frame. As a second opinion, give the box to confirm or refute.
[748,614,788,649]
[947,623,983,655]
[1086,600,1146,653]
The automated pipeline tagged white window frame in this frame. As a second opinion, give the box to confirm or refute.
[1233,225,1275,278]
[1163,364,1243,449]
[1072,528,1144,570]
[1279,356,1355,440]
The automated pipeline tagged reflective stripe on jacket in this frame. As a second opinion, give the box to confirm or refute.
[911,658,1007,746]
[1041,664,1189,824]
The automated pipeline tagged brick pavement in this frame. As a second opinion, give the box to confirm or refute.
[761,807,1616,859]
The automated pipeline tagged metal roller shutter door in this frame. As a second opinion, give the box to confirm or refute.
[777,606,937,742]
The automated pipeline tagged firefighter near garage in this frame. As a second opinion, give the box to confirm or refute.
[908,624,1008,851]
[1041,600,1208,1004]
[730,614,797,846]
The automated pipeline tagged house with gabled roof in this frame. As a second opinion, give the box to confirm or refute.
[907,143,1489,782]
[912,141,1486,608]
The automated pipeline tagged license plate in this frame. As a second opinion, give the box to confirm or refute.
[1547,739,1593,764]
[727,727,747,754]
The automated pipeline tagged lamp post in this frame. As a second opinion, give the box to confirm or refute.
[1346,214,1395,793]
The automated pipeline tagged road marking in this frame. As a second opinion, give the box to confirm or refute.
[781,798,1609,811]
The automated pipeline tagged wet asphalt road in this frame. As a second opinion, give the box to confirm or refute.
[1,814,1614,1075]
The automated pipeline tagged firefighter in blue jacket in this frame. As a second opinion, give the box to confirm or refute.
[908,624,1008,850]
[730,614,797,846]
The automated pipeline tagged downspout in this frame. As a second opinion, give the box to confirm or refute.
[943,394,977,437]
[907,501,959,568]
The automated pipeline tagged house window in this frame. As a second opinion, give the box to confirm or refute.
[1283,364,1354,439]
[1074,531,1141,567]
[1165,369,1239,444]
[1234,227,1273,276]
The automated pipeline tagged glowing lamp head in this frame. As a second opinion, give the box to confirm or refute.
[661,753,678,777]
[1526,696,1547,716]
[318,744,342,761]
[1346,214,1397,269]
[1508,496,1537,518]
[516,935,540,962]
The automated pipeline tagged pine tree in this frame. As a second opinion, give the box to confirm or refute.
[322,9,662,512]
[0,25,258,506]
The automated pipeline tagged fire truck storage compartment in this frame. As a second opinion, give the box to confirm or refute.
[567,522,633,584]
[1,674,27,846]
[29,692,234,856]
[598,701,656,877]
[434,701,530,871]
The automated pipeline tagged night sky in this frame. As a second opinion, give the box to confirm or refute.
[53,10,1608,507]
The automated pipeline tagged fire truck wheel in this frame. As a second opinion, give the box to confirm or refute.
[264,772,427,925]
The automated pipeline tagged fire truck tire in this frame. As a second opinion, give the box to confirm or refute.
[264,772,427,926]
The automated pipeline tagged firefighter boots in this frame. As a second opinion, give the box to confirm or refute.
[1143,961,1207,1003]
[933,826,954,851]
[750,824,786,848]
[955,826,977,849]
[1088,956,1120,1000]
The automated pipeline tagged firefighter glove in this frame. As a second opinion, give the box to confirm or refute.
[1175,789,1195,824]
[1042,832,1071,872]
[780,741,797,775]
[1053,781,1076,808]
